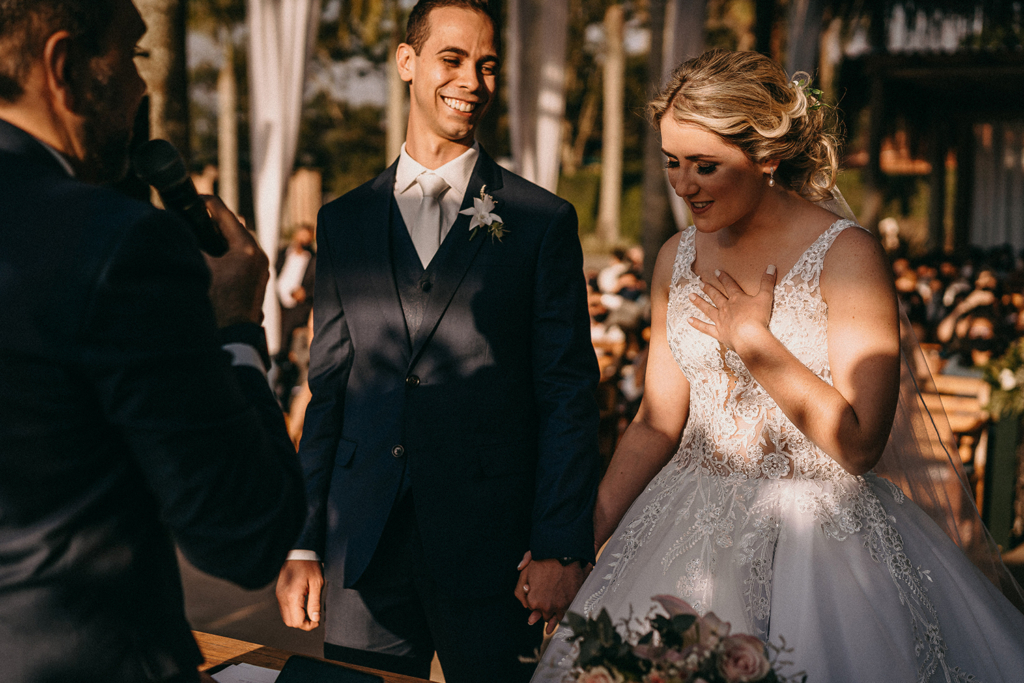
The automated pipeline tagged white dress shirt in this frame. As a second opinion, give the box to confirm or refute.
[394,142,480,267]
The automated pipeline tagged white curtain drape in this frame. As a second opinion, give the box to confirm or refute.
[785,0,824,75]
[506,0,568,193]
[971,121,1024,252]
[663,0,705,230]
[247,0,321,355]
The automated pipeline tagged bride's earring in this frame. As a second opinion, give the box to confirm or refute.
[767,167,776,187]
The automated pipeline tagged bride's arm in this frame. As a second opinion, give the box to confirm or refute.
[594,236,690,549]
[691,227,900,475]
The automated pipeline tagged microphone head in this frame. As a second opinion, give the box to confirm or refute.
[132,139,187,190]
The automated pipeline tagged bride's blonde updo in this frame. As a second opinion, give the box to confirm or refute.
[649,49,841,202]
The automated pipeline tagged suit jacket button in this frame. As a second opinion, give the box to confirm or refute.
[420,280,432,292]
[392,445,405,458]
[406,375,420,388]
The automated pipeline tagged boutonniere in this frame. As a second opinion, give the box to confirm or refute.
[461,185,507,242]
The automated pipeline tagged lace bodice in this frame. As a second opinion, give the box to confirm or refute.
[665,220,854,483]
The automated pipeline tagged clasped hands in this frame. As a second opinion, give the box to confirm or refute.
[514,551,591,635]
[687,266,777,353]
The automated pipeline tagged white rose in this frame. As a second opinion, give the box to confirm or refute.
[1000,368,1017,391]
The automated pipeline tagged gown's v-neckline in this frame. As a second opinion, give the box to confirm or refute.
[681,219,852,289]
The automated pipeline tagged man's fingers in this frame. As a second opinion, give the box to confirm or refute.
[514,570,530,609]
[545,615,561,635]
[306,576,322,626]
[528,610,543,626]
[201,195,258,252]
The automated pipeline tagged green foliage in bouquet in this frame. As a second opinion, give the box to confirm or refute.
[564,595,806,683]
[983,338,1024,420]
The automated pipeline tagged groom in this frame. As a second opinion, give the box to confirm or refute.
[274,1,600,680]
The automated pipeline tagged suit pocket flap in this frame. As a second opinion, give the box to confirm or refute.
[334,438,357,468]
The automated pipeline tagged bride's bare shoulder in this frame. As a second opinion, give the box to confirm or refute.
[822,224,893,293]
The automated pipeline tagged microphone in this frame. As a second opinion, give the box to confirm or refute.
[132,139,229,256]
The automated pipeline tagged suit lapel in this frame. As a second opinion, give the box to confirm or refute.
[354,162,412,358]
[409,150,503,364]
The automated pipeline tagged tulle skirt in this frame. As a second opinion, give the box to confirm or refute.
[532,468,1024,683]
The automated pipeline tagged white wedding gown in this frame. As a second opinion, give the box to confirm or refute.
[533,221,1024,683]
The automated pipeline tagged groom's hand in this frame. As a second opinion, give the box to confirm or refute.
[276,560,324,631]
[514,557,588,635]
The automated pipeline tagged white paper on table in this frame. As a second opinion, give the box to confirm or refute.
[211,662,280,683]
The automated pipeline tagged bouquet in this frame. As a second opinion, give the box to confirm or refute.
[984,338,1024,419]
[564,595,805,683]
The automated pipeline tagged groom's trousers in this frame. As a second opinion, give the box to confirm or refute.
[322,492,542,683]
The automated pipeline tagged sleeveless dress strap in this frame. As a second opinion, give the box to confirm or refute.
[786,219,857,291]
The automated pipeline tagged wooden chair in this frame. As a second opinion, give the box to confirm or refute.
[921,374,991,507]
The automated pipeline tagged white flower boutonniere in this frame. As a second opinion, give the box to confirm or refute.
[461,185,507,242]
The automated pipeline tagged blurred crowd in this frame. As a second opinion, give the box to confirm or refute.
[586,247,653,465]
[895,244,1024,378]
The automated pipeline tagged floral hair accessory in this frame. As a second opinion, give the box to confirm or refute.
[461,185,507,242]
[790,72,827,112]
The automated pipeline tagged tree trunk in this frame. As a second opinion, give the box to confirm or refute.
[217,27,239,213]
[385,3,406,165]
[135,0,190,161]
[597,4,625,247]
[641,0,674,286]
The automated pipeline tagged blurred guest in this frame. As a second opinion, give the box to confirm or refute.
[275,225,316,405]
[597,247,630,293]
[942,308,1004,378]
[589,285,626,368]
[0,2,304,681]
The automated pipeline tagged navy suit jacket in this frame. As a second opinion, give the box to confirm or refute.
[298,149,601,598]
[0,120,305,682]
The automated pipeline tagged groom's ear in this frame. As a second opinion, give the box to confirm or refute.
[396,43,415,84]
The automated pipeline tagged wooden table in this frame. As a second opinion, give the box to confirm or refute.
[194,631,430,683]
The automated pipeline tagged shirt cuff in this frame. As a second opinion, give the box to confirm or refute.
[286,549,322,562]
[222,342,267,375]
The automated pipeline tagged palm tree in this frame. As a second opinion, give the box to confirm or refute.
[190,0,246,213]
[136,0,190,161]
[596,3,625,246]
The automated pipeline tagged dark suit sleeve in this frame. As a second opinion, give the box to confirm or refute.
[78,211,304,589]
[294,208,353,555]
[529,201,601,563]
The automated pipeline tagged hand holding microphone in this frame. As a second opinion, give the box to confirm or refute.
[134,140,268,328]
[132,139,229,256]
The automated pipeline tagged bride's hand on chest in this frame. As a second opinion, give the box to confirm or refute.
[687,265,778,355]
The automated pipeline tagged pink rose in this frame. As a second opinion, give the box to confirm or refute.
[718,634,771,683]
[579,666,618,683]
[698,611,731,648]
[643,673,668,683]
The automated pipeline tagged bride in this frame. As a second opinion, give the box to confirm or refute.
[530,49,1024,682]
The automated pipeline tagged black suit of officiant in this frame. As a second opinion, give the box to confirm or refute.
[298,148,600,677]
[0,119,305,682]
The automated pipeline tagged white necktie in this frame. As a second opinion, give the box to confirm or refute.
[413,173,449,267]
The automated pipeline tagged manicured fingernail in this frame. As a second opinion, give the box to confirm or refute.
[767,264,776,275]
[714,269,721,277]
[688,293,696,301]
[523,585,530,592]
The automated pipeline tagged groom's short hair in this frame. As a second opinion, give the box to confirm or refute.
[405,0,499,55]
[0,0,116,102]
